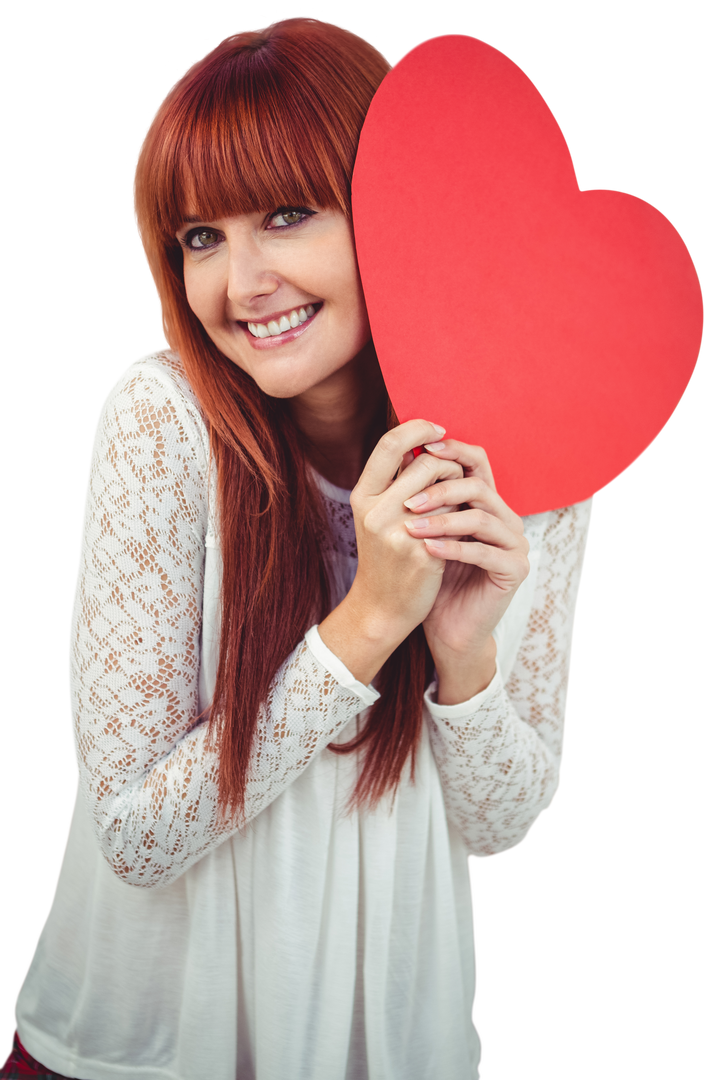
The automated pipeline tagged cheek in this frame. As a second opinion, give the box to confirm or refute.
[183,266,222,327]
[340,270,371,343]
[183,271,203,322]
[324,245,370,335]
[346,276,369,326]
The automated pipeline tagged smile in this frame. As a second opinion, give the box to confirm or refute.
[246,303,321,338]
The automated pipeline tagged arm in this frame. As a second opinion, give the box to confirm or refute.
[424,500,591,855]
[72,358,376,889]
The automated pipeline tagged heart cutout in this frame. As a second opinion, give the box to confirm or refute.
[352,36,702,514]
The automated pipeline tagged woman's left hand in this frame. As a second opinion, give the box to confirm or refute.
[403,440,530,703]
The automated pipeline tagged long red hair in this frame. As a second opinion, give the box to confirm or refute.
[134,18,433,823]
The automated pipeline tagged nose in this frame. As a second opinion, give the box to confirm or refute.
[225,232,280,311]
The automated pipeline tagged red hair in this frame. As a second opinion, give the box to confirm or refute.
[135,18,433,823]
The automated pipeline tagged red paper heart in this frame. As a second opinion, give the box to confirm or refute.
[352,36,702,514]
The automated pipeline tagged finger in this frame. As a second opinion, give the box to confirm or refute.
[406,508,529,552]
[423,538,530,584]
[421,440,496,491]
[403,476,523,534]
[387,451,464,505]
[355,420,446,497]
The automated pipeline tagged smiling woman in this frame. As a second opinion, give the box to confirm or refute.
[176,206,371,400]
[132,22,420,831]
[2,16,590,1080]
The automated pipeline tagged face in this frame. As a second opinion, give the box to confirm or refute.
[176,205,372,399]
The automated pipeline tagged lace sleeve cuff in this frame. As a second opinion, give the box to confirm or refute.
[305,626,381,708]
[423,662,505,722]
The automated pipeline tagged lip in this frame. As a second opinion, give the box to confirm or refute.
[238,303,323,350]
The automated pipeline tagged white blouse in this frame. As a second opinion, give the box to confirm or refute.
[15,352,591,1080]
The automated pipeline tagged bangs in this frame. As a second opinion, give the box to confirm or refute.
[149,41,361,241]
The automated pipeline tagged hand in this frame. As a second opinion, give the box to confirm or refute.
[349,419,465,640]
[403,440,530,702]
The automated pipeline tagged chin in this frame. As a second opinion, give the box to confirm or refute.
[258,375,329,400]
[238,366,321,401]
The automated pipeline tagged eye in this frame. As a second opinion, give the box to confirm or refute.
[180,227,222,250]
[268,207,316,229]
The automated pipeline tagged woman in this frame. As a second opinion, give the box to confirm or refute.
[2,17,590,1080]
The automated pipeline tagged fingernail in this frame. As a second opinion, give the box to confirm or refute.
[424,538,446,548]
[406,518,430,530]
[424,441,445,451]
[432,424,446,435]
[404,492,428,509]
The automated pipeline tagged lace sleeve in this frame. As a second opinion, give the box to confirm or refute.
[71,358,373,889]
[424,500,591,855]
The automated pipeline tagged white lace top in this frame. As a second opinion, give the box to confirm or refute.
[15,352,590,1080]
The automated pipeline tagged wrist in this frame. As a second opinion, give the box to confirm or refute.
[318,590,411,686]
[348,579,420,648]
[432,635,497,706]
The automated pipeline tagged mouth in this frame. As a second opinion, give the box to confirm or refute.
[241,302,323,343]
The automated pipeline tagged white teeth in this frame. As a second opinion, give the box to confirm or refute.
[247,303,317,337]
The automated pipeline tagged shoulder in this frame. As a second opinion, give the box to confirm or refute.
[103,349,206,431]
[86,351,214,545]
[97,350,210,474]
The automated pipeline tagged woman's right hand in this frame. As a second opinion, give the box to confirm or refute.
[318,420,463,684]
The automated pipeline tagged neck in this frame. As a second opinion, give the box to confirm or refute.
[287,343,387,490]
